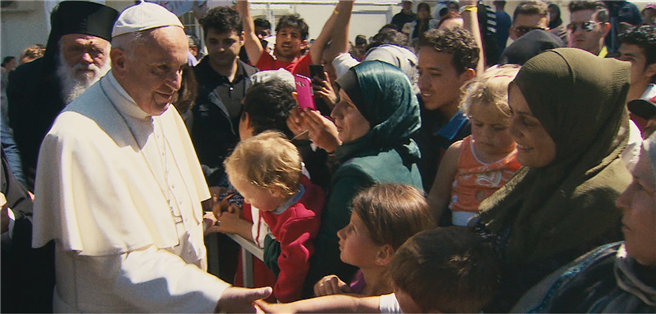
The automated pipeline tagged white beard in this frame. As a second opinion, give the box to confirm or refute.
[57,52,110,104]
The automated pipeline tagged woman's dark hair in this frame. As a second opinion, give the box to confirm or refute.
[548,3,563,29]
[172,64,198,114]
[1,56,15,67]
[417,2,431,17]
[242,79,297,139]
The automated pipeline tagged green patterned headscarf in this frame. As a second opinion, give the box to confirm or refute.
[335,61,421,164]
[478,48,632,264]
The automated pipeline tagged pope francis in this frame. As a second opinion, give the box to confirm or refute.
[31,2,271,312]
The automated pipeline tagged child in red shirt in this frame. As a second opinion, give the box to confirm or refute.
[218,131,324,302]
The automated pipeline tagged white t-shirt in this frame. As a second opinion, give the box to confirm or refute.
[379,293,403,314]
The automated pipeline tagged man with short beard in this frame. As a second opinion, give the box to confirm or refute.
[192,6,257,188]
[7,1,117,190]
[237,0,318,77]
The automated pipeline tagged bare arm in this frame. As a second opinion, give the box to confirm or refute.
[323,0,355,65]
[254,294,380,313]
[236,0,263,65]
[308,1,343,64]
[460,0,485,75]
[427,140,462,224]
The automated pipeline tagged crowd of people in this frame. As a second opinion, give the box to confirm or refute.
[0,0,655,313]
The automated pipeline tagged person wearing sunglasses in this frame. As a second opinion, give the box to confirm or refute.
[509,0,549,41]
[567,1,611,57]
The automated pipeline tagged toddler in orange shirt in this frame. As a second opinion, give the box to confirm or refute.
[428,64,522,226]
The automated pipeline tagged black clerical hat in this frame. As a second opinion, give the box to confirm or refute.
[50,1,118,42]
[41,1,118,70]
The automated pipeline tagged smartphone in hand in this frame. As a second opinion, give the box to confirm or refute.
[294,74,316,110]
[309,64,326,81]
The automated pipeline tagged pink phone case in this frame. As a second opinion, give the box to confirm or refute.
[294,74,316,110]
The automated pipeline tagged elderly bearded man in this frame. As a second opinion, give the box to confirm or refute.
[31,2,271,312]
[7,1,118,191]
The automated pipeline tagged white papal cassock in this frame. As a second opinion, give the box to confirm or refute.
[32,72,230,312]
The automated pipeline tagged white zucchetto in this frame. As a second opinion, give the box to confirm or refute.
[112,1,183,38]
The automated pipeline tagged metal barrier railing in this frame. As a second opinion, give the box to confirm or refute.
[227,233,264,287]
[206,233,264,288]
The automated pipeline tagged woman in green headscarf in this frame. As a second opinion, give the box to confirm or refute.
[512,131,656,313]
[476,48,633,311]
[302,60,424,298]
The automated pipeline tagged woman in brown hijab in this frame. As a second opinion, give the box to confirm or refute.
[476,48,633,311]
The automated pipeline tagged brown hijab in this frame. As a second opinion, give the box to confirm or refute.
[478,48,632,264]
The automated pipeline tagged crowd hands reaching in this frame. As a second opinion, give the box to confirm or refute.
[1,0,656,313]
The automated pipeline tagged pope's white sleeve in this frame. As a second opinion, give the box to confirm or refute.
[83,245,229,313]
[379,293,403,314]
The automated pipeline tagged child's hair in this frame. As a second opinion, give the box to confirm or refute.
[460,64,521,118]
[224,131,301,196]
[351,184,434,251]
[389,227,501,313]
[242,78,297,139]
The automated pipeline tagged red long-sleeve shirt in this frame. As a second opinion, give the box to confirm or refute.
[260,176,324,302]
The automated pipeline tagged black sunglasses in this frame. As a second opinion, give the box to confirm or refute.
[514,26,546,37]
[567,21,601,32]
